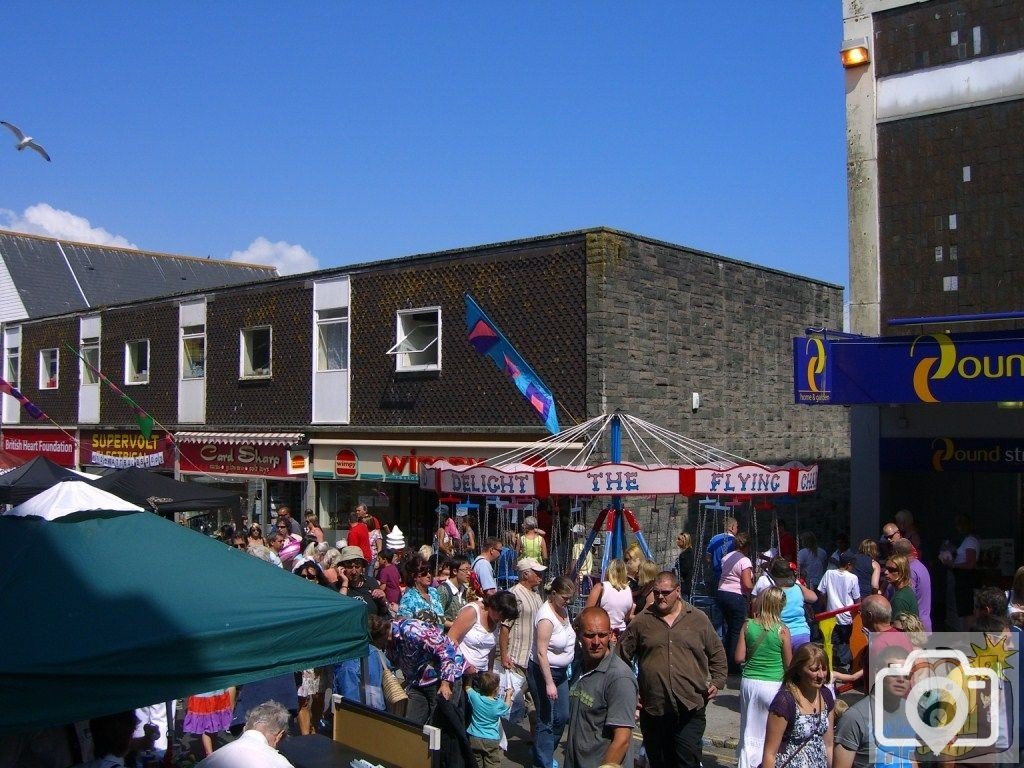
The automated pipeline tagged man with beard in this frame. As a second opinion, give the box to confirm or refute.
[565,607,638,768]
[337,546,388,616]
[619,571,726,768]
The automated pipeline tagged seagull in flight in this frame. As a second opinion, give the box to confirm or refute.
[1,121,51,161]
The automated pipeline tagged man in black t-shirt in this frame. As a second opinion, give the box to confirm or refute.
[337,545,388,617]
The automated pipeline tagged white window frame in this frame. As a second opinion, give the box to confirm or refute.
[386,307,442,372]
[80,337,100,386]
[181,325,206,380]
[316,307,349,372]
[6,345,20,389]
[39,348,59,390]
[125,339,150,385]
[239,326,273,379]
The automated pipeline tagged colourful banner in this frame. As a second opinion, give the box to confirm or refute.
[794,330,1024,405]
[466,294,560,434]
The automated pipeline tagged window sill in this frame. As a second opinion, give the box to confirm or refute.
[125,380,149,386]
[240,374,272,381]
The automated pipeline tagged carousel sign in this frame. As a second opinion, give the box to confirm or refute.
[546,464,684,496]
[440,465,535,496]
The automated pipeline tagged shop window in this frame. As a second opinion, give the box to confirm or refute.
[182,325,206,380]
[240,326,272,378]
[81,337,100,385]
[316,308,348,371]
[125,339,149,385]
[39,348,59,389]
[387,307,441,372]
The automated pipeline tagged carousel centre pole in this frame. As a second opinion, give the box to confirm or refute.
[610,410,624,560]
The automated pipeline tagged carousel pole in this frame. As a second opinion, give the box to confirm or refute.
[610,411,624,560]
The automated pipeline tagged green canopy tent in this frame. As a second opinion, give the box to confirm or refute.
[0,490,368,733]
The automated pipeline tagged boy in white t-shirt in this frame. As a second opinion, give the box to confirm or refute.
[816,553,861,670]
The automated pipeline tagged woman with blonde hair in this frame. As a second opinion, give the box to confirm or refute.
[584,558,634,637]
[761,644,835,768]
[883,554,919,620]
[735,586,792,768]
[635,559,660,612]
[675,531,694,598]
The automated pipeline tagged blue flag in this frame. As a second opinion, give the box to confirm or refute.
[465,294,560,435]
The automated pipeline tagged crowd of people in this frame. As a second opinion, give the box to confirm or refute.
[68,505,1023,768]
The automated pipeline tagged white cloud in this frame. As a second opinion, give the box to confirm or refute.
[230,236,318,276]
[0,203,137,248]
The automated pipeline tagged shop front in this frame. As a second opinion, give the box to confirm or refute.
[311,440,553,546]
[176,432,309,526]
[1,428,77,468]
[793,329,1024,579]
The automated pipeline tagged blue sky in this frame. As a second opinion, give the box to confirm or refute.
[1,3,848,286]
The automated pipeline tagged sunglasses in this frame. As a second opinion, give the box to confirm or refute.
[884,532,898,540]
[233,543,246,549]
[884,565,899,572]
[652,588,677,598]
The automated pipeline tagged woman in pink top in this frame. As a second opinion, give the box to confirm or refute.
[715,532,754,675]
[584,559,634,638]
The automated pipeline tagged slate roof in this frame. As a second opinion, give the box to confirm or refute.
[0,229,276,321]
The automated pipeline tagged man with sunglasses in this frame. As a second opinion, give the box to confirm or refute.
[619,571,727,768]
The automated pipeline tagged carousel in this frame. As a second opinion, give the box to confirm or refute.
[419,410,819,608]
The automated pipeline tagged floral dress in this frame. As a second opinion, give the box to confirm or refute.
[767,687,834,768]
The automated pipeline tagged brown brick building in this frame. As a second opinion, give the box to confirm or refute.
[3,228,847,557]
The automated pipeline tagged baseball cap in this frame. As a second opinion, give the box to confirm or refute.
[838,552,856,567]
[570,523,586,535]
[517,557,547,573]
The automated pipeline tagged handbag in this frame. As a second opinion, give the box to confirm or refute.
[376,647,409,714]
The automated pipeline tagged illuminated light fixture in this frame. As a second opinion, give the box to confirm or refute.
[841,37,870,68]
[997,401,1024,409]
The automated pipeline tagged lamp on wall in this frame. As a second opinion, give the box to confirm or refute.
[840,37,871,68]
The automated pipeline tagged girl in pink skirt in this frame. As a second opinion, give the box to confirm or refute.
[183,687,235,756]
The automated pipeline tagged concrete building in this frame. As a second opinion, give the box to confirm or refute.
[3,228,847,556]
[839,1,1024,584]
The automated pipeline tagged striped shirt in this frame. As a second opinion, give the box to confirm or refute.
[502,582,543,668]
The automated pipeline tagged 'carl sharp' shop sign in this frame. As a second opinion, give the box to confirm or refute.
[440,466,536,496]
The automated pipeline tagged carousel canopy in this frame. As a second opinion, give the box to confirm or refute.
[419,413,819,498]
